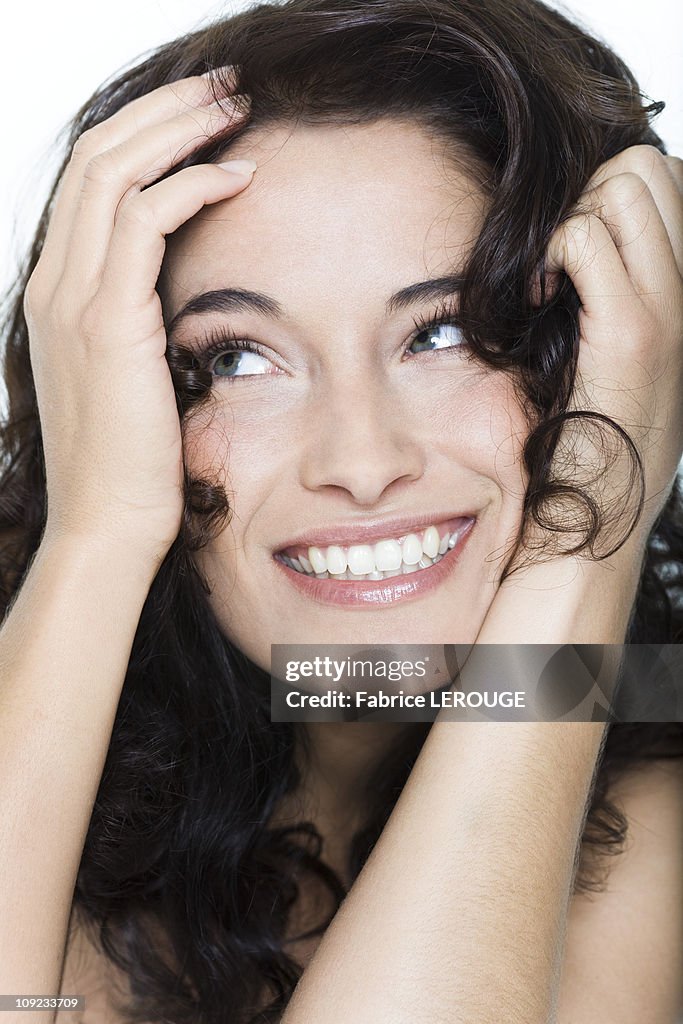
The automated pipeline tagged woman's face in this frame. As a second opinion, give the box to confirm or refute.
[161,119,529,670]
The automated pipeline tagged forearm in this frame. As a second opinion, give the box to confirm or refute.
[282,556,639,1024]
[0,534,158,1006]
[283,721,605,1024]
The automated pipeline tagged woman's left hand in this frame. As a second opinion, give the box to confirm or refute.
[474,147,682,646]
[546,144,683,552]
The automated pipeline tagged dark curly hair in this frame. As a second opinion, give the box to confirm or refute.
[1,0,682,1021]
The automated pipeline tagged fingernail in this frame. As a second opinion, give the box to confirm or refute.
[218,158,257,176]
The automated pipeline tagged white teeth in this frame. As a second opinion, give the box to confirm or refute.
[422,526,440,559]
[326,545,347,575]
[374,538,403,572]
[401,533,422,565]
[347,544,375,575]
[308,547,327,574]
[292,521,471,580]
[283,546,457,581]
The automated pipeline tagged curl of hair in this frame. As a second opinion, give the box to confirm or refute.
[1,1,682,1021]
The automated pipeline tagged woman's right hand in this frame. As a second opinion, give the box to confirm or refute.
[23,70,255,566]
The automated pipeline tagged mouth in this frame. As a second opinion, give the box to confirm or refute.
[273,516,475,608]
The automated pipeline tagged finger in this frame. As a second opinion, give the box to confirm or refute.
[546,210,639,326]
[585,173,680,301]
[96,163,257,322]
[554,170,680,308]
[40,70,239,275]
[58,98,249,291]
[586,146,683,277]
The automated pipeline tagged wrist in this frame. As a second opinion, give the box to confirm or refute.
[38,526,167,588]
[477,541,645,645]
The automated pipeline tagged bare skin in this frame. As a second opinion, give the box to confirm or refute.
[1,66,682,1022]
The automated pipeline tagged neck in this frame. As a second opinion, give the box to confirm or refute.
[269,721,417,873]
[301,720,414,811]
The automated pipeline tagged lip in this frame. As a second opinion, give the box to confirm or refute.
[273,518,475,609]
[274,511,478,553]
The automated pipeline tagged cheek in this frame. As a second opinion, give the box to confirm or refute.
[420,369,529,493]
[182,396,286,508]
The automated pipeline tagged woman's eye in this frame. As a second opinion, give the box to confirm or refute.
[408,322,464,354]
[212,348,274,378]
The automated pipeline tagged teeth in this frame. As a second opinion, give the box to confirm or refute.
[283,521,471,580]
[401,533,422,566]
[283,547,455,581]
[347,544,375,576]
[326,545,347,575]
[422,526,440,559]
[308,547,328,574]
[374,538,402,572]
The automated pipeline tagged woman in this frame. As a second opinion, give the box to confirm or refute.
[0,0,681,1021]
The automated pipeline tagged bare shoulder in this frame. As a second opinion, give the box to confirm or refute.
[558,757,683,1023]
[56,909,135,1024]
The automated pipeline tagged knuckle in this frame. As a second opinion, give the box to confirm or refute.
[81,148,124,188]
[607,145,667,194]
[116,195,156,231]
[587,146,664,193]
[23,269,49,316]
[561,214,599,266]
[563,211,593,243]
[70,124,109,161]
[597,172,651,211]
[622,144,664,176]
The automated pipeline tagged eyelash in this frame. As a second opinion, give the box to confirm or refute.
[194,298,466,378]
[409,299,464,344]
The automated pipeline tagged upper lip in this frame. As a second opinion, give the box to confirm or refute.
[273,512,477,552]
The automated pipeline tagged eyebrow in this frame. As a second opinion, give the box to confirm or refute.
[166,275,464,335]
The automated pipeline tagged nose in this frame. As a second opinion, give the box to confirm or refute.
[298,370,425,506]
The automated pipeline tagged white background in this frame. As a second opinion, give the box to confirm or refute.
[0,0,681,294]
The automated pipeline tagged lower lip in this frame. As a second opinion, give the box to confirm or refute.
[272,519,475,609]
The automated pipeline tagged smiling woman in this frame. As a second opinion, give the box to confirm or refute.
[161,120,512,642]
[0,1,682,1023]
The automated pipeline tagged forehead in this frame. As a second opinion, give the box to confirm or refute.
[161,119,487,321]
